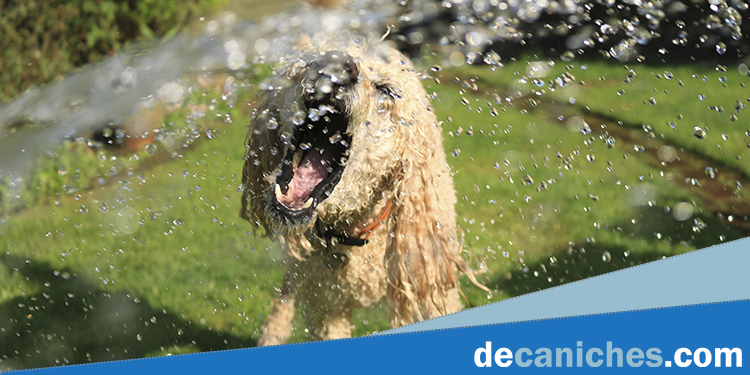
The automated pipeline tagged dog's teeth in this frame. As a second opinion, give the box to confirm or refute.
[302,197,314,208]
[275,184,283,198]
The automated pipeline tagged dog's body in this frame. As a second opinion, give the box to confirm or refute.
[240,35,486,345]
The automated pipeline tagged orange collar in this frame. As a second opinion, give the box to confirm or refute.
[314,199,393,248]
[356,199,393,240]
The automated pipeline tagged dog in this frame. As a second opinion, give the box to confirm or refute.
[240,34,488,345]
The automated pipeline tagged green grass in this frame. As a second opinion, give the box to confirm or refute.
[1,56,748,370]
[0,111,278,367]
[427,57,749,304]
[450,57,750,177]
[0,73,281,369]
[429,78,745,304]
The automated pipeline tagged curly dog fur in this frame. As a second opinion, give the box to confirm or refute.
[240,34,487,345]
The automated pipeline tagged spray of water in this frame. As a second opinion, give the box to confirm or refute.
[0,5,393,174]
[0,0,745,175]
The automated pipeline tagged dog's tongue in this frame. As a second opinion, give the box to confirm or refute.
[278,148,335,208]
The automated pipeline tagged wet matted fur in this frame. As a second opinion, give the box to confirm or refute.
[240,34,487,345]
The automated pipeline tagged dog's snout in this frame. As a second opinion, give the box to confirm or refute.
[304,51,358,96]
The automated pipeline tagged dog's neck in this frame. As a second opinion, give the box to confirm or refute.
[313,198,393,248]
[315,199,393,248]
[314,217,369,248]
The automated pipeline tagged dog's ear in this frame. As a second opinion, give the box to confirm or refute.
[385,116,488,326]
[240,101,283,235]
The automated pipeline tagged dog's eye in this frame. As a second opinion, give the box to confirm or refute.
[375,84,401,100]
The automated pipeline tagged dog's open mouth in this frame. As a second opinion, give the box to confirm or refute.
[272,101,352,217]
[269,50,358,219]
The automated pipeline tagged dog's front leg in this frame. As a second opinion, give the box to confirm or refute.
[257,276,296,346]
[307,305,354,341]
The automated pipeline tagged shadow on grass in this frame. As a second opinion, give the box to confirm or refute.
[491,205,747,298]
[0,254,256,371]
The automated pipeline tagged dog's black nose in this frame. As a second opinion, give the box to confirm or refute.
[303,51,358,98]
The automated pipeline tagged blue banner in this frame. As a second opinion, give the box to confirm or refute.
[13,300,749,374]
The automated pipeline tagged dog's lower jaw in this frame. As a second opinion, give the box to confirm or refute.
[264,198,318,235]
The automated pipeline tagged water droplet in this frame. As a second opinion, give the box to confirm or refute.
[693,218,707,232]
[158,82,183,104]
[672,202,694,221]
[482,51,502,66]
[657,145,677,162]
[693,127,707,139]
[705,167,716,179]
[716,42,727,55]
[267,117,279,130]
[145,144,157,155]
[290,110,306,126]
[602,251,611,262]
[227,51,247,70]
[329,132,342,144]
[116,208,140,235]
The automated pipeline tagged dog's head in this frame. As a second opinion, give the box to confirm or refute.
[241,36,435,233]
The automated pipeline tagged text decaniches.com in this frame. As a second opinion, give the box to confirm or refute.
[474,341,743,368]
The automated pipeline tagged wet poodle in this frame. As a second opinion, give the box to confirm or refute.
[240,34,487,345]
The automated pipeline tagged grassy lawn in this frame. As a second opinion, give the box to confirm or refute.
[434,57,749,302]
[1,55,748,369]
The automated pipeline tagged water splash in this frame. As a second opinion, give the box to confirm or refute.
[1,0,747,177]
[0,7,386,175]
